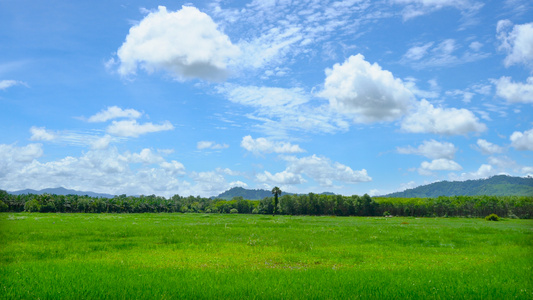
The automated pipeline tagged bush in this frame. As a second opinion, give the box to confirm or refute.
[485,213,500,221]
[252,208,259,214]
[230,208,238,214]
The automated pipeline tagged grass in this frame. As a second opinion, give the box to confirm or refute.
[1,213,532,299]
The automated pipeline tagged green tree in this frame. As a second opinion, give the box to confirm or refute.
[271,186,281,216]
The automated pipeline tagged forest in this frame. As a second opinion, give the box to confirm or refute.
[1,189,531,218]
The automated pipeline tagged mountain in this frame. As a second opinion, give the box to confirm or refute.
[382,175,533,198]
[8,187,115,198]
[214,187,335,200]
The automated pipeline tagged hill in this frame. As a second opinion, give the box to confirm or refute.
[215,187,335,200]
[383,175,533,198]
[215,187,288,200]
[8,187,115,198]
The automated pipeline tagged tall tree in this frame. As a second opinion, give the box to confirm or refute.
[271,186,281,216]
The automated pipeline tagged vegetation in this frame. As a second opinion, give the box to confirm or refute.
[1,189,532,218]
[485,213,500,221]
[384,175,533,198]
[272,186,281,216]
[1,213,531,299]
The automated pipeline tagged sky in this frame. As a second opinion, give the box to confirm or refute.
[1,0,532,198]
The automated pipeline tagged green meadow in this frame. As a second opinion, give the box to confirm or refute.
[1,213,532,299]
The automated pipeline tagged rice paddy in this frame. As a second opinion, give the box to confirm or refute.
[1,213,532,299]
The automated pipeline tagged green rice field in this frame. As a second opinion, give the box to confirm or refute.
[1,213,532,299]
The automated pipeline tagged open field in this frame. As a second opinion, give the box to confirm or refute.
[1,213,532,299]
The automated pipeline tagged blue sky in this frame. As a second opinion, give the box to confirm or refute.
[1,0,532,197]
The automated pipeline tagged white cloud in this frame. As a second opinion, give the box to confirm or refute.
[197,141,229,150]
[397,139,457,159]
[128,148,165,164]
[116,6,240,81]
[497,20,533,69]
[403,42,434,60]
[476,139,504,154]
[88,106,142,122]
[91,135,113,150]
[420,159,462,172]
[218,84,349,137]
[159,160,186,176]
[402,39,489,68]
[241,135,305,154]
[0,143,43,165]
[401,99,486,135]
[283,155,371,187]
[320,54,414,123]
[493,76,533,104]
[392,0,483,20]
[510,128,533,151]
[29,126,57,141]
[106,120,174,137]
[229,181,248,188]
[256,170,306,185]
[0,80,25,90]
[449,164,495,181]
[219,84,309,108]
[0,145,193,197]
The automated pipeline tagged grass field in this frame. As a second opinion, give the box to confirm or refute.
[1,213,532,299]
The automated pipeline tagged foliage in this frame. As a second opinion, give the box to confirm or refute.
[271,186,281,216]
[0,189,531,218]
[485,213,500,221]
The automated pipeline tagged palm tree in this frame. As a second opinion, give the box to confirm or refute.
[271,186,281,216]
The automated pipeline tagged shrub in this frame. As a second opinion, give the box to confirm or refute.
[383,211,390,217]
[230,208,238,214]
[252,208,259,214]
[485,213,500,221]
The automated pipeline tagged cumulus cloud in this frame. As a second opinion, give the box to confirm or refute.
[197,141,229,150]
[116,6,240,81]
[241,135,304,155]
[510,128,533,151]
[106,120,174,137]
[283,155,371,187]
[397,139,456,159]
[497,20,533,69]
[128,148,165,164]
[320,54,414,123]
[0,143,43,165]
[401,99,486,135]
[88,106,142,122]
[420,159,462,171]
[449,164,495,181]
[476,139,505,154]
[29,126,57,141]
[256,170,305,185]
[493,76,533,104]
[91,135,113,150]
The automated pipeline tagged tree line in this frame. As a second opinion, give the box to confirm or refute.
[0,190,531,218]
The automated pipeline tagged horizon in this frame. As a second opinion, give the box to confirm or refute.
[5,174,531,198]
[1,1,532,198]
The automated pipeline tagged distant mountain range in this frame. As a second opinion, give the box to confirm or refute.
[382,175,533,198]
[214,187,334,200]
[8,187,115,199]
[5,175,532,200]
